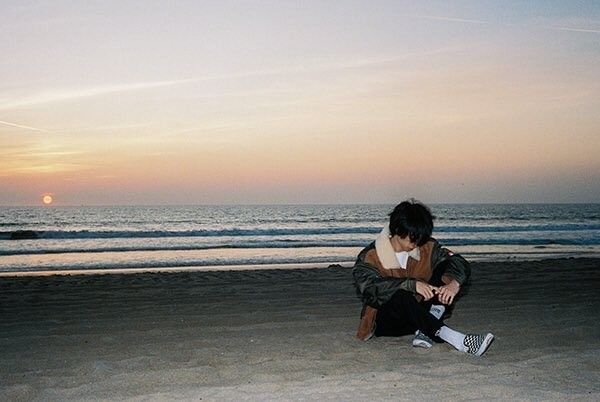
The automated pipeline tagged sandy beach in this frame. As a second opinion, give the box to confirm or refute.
[1,258,599,401]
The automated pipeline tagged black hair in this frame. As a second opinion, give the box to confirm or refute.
[388,199,434,246]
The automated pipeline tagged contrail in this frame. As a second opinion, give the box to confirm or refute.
[550,26,600,34]
[417,15,600,34]
[0,78,198,110]
[0,119,51,133]
[417,15,490,25]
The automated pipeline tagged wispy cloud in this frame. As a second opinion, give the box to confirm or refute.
[0,162,87,175]
[416,15,490,25]
[0,74,310,110]
[549,26,600,34]
[65,123,149,133]
[0,78,198,110]
[0,140,88,176]
[416,14,600,35]
[0,49,459,111]
[531,16,600,35]
[0,119,51,133]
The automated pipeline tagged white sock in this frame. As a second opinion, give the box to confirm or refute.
[429,304,445,320]
[437,326,466,352]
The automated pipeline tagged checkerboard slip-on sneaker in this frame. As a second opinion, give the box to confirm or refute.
[412,330,434,348]
[463,333,494,356]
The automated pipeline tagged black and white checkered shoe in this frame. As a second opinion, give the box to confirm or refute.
[463,333,494,356]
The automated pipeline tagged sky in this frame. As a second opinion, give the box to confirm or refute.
[1,0,599,205]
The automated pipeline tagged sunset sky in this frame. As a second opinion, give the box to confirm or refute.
[1,1,599,205]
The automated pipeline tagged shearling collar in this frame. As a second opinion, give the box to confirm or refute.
[375,226,421,269]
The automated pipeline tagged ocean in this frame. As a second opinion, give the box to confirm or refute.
[1,204,599,275]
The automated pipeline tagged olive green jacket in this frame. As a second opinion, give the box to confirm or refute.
[352,230,470,340]
[352,239,470,309]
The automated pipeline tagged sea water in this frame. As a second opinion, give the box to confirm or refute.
[1,204,599,274]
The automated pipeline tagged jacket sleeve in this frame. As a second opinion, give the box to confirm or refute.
[352,260,416,309]
[430,240,471,285]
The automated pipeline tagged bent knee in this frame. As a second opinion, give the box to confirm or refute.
[389,289,420,305]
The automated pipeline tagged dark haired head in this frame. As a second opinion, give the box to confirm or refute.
[388,199,434,246]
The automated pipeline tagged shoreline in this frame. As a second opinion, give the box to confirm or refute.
[0,261,349,277]
[1,252,600,277]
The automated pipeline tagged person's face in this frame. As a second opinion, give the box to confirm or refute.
[391,235,417,252]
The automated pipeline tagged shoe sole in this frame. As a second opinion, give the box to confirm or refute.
[412,339,433,348]
[474,333,494,356]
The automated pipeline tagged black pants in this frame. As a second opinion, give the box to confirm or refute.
[374,290,443,339]
[374,264,451,339]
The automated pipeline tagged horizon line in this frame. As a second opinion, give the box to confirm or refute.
[1,201,599,208]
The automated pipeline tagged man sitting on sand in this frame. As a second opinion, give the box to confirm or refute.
[352,199,494,356]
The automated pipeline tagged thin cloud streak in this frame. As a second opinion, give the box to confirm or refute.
[0,120,51,133]
[65,123,149,133]
[550,26,600,34]
[1,163,87,175]
[417,15,600,35]
[0,49,458,110]
[417,15,490,25]
[9,150,82,158]
[0,78,198,110]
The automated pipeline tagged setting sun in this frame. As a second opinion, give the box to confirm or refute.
[42,195,53,205]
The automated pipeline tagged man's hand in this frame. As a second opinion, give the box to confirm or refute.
[416,281,439,301]
[436,280,460,305]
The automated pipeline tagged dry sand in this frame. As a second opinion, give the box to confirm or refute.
[1,258,599,401]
